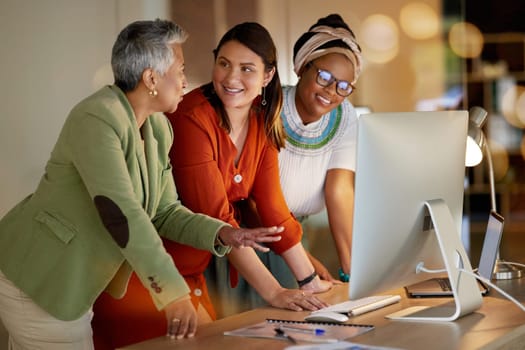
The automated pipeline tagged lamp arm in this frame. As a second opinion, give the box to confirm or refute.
[483,141,497,213]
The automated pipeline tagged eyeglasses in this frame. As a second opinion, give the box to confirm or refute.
[310,63,355,97]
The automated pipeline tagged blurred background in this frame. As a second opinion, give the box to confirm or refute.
[1,0,524,347]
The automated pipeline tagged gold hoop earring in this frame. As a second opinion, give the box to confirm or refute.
[149,89,158,97]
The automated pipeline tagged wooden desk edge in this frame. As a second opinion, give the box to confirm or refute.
[118,283,525,350]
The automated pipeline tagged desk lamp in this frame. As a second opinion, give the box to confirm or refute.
[466,106,522,280]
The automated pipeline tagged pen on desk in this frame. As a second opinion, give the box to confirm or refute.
[278,324,326,335]
[274,327,297,343]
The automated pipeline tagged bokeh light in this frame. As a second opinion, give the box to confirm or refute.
[448,22,484,58]
[515,88,525,126]
[490,140,510,181]
[400,2,440,40]
[360,14,399,64]
[501,84,525,129]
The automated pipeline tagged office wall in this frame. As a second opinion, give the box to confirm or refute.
[0,0,169,217]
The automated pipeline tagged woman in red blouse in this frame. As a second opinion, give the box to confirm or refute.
[167,22,332,319]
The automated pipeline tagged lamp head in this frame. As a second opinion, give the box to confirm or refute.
[465,106,488,167]
[469,106,488,129]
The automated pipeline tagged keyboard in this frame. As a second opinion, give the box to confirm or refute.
[313,295,401,316]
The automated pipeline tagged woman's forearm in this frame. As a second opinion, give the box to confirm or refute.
[280,242,316,280]
[228,242,331,299]
[227,247,283,302]
[325,169,355,275]
[281,243,332,292]
[227,246,329,311]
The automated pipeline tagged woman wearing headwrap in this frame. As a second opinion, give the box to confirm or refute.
[205,14,362,317]
[279,13,362,284]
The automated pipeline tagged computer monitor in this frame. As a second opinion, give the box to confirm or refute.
[349,111,483,322]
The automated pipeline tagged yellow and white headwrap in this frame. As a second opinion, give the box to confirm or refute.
[293,25,362,84]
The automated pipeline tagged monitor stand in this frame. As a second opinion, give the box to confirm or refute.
[386,199,483,322]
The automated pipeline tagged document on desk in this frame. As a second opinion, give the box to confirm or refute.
[224,318,374,343]
[285,340,404,350]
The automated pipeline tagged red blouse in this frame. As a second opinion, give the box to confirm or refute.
[165,86,302,276]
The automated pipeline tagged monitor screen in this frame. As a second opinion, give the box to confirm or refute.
[349,111,483,321]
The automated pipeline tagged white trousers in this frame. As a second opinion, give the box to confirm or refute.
[0,269,94,350]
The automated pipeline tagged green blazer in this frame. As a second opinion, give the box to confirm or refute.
[0,85,229,321]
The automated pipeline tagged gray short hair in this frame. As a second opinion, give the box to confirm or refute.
[112,19,188,92]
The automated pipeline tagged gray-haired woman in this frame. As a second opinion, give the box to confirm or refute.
[0,19,281,349]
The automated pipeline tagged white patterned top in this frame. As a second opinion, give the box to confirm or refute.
[278,85,358,217]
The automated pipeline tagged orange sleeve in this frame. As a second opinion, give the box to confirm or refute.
[250,143,302,254]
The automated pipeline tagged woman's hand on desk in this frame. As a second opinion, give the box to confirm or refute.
[218,226,283,252]
[164,296,197,340]
[267,288,329,312]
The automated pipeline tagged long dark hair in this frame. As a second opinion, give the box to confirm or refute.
[203,22,285,149]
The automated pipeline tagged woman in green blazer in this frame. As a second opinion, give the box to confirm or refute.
[0,19,282,349]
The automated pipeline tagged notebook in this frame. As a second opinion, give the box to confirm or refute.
[224,318,374,343]
[405,211,504,297]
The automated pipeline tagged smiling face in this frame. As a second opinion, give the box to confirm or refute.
[155,43,187,113]
[212,40,274,114]
[295,53,355,125]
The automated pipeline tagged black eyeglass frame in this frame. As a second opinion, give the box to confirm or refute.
[309,62,356,97]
